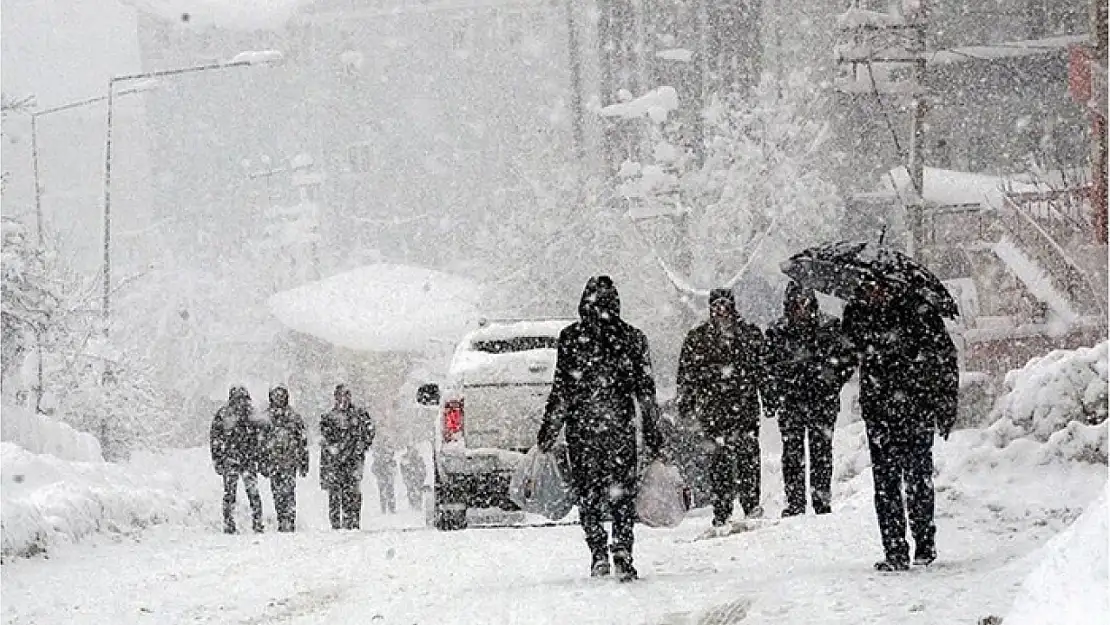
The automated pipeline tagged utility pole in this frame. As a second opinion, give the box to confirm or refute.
[834,0,929,253]
[906,0,928,255]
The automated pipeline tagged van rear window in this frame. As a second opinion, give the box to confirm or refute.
[470,336,558,354]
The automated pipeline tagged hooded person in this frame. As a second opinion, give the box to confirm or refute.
[210,385,267,534]
[842,278,959,571]
[764,281,856,517]
[676,287,769,528]
[537,275,664,582]
[319,383,376,530]
[262,385,309,532]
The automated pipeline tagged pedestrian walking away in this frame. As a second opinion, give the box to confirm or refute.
[536,275,664,582]
[399,446,428,511]
[210,386,267,534]
[319,384,376,530]
[842,278,958,571]
[262,385,309,532]
[371,435,398,514]
[765,282,856,517]
[677,287,769,528]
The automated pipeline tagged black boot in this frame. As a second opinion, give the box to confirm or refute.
[874,557,910,572]
[590,548,610,577]
[913,544,937,566]
[611,548,638,582]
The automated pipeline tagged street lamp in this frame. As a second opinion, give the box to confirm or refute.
[30,83,157,247]
[100,50,284,335]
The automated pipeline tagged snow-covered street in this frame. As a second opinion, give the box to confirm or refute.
[3,418,1105,625]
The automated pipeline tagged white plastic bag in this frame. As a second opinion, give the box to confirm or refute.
[635,460,690,528]
[509,446,576,520]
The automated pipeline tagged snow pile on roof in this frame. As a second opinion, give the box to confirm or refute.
[123,0,310,31]
[1,444,213,560]
[989,341,1108,442]
[882,166,1047,206]
[656,48,694,62]
[835,7,905,30]
[268,264,483,353]
[598,86,679,123]
[0,402,102,462]
[1005,486,1109,625]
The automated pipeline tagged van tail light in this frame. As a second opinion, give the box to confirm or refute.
[443,399,464,443]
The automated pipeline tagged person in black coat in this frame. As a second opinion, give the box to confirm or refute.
[261,385,309,532]
[319,384,376,530]
[210,386,267,534]
[537,276,663,582]
[765,282,856,517]
[842,279,959,571]
[676,287,769,527]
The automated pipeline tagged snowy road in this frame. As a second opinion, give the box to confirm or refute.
[3,448,1102,625]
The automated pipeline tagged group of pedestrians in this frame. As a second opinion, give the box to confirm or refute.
[210,382,427,533]
[537,274,958,581]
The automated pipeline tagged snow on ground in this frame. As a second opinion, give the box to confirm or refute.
[1005,486,1109,625]
[268,263,482,353]
[2,343,1106,624]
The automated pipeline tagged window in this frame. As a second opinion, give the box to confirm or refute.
[470,336,558,353]
[347,143,372,173]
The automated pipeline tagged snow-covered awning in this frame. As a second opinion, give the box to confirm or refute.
[928,34,1089,66]
[268,264,482,353]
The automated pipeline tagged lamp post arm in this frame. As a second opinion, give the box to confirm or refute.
[111,60,253,85]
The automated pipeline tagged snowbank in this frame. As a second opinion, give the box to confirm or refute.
[0,402,102,462]
[1005,486,1109,625]
[989,341,1108,441]
[268,264,482,353]
[1,444,213,560]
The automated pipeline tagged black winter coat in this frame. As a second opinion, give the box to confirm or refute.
[263,406,309,476]
[538,277,663,486]
[764,289,856,421]
[210,404,267,475]
[842,295,959,436]
[319,405,375,489]
[676,318,769,439]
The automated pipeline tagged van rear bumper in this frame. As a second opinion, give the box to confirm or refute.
[437,448,528,510]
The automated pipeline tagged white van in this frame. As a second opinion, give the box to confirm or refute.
[417,318,574,530]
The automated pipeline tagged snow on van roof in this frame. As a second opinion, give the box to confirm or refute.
[269,264,482,353]
[465,318,575,343]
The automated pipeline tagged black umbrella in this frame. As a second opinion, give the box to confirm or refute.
[780,241,959,318]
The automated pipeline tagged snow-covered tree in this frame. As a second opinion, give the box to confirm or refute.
[618,71,843,324]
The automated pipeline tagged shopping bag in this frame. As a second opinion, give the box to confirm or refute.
[635,460,690,528]
[509,446,576,520]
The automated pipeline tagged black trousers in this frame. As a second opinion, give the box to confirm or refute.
[709,427,761,524]
[271,471,297,532]
[865,423,936,563]
[570,441,637,558]
[779,407,835,514]
[222,471,263,533]
[326,463,364,530]
[375,470,396,514]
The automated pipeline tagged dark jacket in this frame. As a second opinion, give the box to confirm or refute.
[538,276,663,475]
[319,405,375,489]
[210,403,267,475]
[263,406,309,476]
[676,315,768,439]
[764,283,856,420]
[842,294,959,436]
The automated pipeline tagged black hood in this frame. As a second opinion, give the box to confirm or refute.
[578,275,621,325]
[784,281,818,318]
